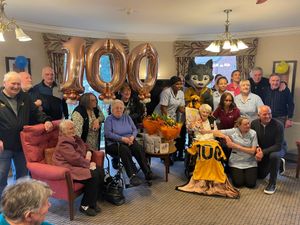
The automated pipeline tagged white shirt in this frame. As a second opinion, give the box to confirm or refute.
[154,87,185,121]
[221,128,258,169]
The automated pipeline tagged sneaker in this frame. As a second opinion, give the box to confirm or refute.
[279,158,286,175]
[129,174,142,186]
[79,205,97,216]
[264,183,276,195]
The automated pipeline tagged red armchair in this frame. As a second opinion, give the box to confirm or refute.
[20,120,104,220]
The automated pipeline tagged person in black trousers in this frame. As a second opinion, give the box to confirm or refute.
[251,105,284,195]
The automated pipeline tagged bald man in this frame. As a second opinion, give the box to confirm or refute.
[251,105,284,195]
[31,66,68,120]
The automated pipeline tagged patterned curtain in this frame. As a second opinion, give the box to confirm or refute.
[236,55,256,80]
[176,57,193,78]
[42,33,129,83]
[51,53,65,84]
[174,38,258,78]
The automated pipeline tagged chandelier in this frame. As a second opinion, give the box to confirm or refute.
[0,0,31,42]
[205,9,248,53]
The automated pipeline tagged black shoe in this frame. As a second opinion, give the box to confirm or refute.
[279,158,286,175]
[145,171,153,181]
[264,183,276,195]
[130,175,142,186]
[92,205,101,213]
[112,157,119,170]
[79,205,97,216]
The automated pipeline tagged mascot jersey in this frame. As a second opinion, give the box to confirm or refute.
[188,140,226,183]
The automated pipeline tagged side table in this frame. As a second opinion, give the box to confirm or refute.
[145,142,176,182]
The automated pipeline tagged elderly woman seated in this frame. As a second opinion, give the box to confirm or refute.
[178,104,239,198]
[52,120,104,217]
[188,104,217,141]
[104,99,152,187]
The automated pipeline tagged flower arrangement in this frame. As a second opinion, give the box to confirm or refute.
[143,113,182,140]
[187,95,202,109]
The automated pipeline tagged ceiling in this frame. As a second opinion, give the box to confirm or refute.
[6,0,300,41]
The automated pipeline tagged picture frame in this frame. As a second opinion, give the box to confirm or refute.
[272,60,297,98]
[5,57,31,74]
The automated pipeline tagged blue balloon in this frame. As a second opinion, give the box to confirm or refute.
[15,56,28,70]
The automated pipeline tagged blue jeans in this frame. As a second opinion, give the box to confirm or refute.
[0,150,28,197]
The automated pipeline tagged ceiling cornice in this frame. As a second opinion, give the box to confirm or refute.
[18,21,300,42]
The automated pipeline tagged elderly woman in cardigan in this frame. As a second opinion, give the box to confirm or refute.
[104,99,152,187]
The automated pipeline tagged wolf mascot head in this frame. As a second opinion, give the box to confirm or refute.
[185,59,214,89]
[185,59,214,108]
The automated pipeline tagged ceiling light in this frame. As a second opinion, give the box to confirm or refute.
[205,9,247,53]
[0,0,31,42]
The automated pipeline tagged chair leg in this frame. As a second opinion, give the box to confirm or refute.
[69,197,74,220]
[296,143,300,178]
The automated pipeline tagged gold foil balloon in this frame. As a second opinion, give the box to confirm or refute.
[86,39,127,101]
[61,37,85,101]
[127,43,158,103]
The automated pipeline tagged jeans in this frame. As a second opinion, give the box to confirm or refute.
[0,150,28,197]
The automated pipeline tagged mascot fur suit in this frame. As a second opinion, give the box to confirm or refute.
[184,59,214,109]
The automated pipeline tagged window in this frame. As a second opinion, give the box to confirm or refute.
[194,56,237,88]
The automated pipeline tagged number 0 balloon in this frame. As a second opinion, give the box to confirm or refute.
[127,43,158,103]
[86,39,127,102]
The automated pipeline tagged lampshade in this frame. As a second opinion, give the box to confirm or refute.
[205,9,247,53]
[15,27,32,41]
[0,0,32,42]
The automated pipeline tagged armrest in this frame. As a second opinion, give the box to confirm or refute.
[92,150,105,168]
[27,162,71,180]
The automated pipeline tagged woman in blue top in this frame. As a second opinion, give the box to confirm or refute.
[202,116,258,188]
[104,100,152,186]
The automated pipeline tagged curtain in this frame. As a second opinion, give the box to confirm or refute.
[174,38,258,79]
[176,57,193,78]
[42,33,129,83]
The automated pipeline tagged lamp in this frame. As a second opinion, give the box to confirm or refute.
[0,0,31,42]
[205,9,247,53]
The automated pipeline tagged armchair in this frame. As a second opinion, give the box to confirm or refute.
[20,120,104,220]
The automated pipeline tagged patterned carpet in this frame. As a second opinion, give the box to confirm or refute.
[46,158,300,225]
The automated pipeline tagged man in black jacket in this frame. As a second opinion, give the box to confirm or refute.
[251,105,284,195]
[0,72,53,197]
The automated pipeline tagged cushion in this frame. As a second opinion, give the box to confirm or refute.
[44,147,56,165]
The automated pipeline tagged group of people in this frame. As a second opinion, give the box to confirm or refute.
[0,68,151,218]
[0,63,295,222]
[154,66,294,195]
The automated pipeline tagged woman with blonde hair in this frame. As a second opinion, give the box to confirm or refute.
[201,116,258,188]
